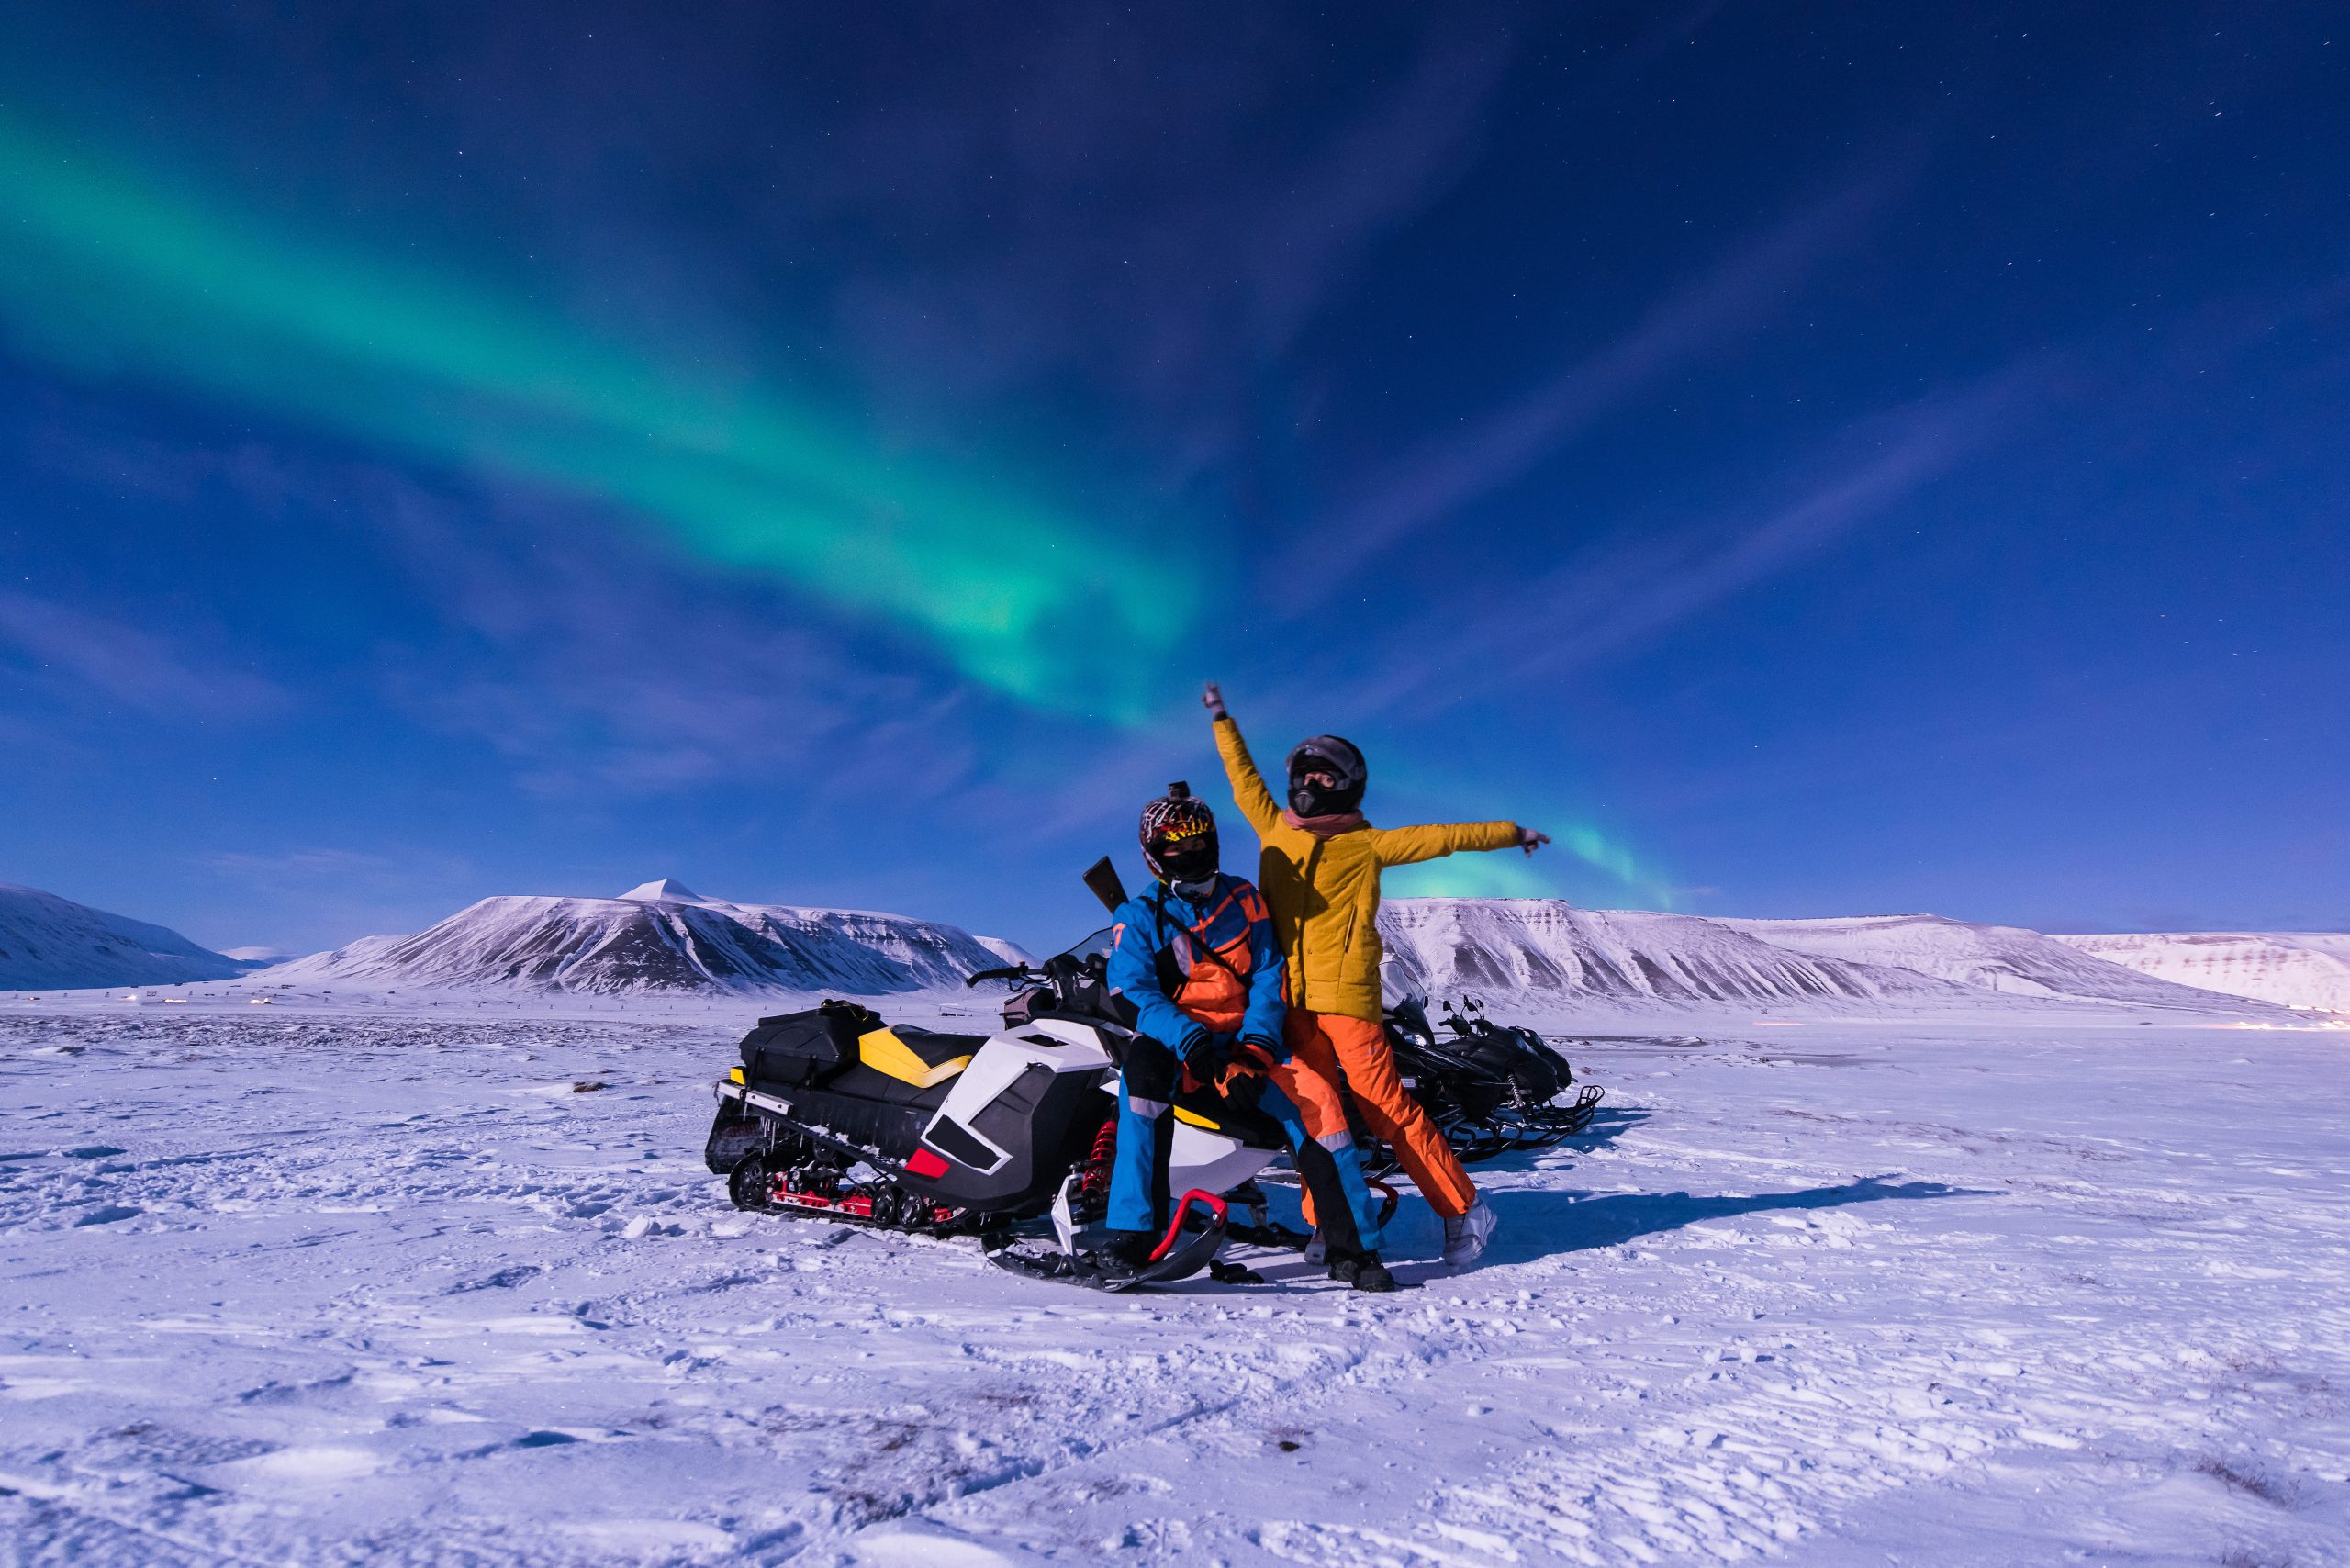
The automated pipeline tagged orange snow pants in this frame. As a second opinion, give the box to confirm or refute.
[1288,1008,1477,1222]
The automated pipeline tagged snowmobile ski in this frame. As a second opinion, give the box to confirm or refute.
[984,1190,1232,1292]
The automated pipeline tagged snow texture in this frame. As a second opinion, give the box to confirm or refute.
[258,883,1007,998]
[0,883,245,991]
[3,992,2345,1566]
[2056,930,2350,1013]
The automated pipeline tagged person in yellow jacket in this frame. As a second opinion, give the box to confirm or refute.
[1203,681,1550,1267]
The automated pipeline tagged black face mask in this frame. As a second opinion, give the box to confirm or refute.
[1151,831,1218,884]
[1289,775,1360,819]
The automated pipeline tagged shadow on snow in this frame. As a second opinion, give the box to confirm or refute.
[1485,1172,1993,1263]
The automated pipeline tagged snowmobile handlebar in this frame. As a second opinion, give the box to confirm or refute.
[965,964,1043,988]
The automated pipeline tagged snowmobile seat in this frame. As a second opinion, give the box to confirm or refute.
[877,1026,989,1072]
[801,1026,990,1112]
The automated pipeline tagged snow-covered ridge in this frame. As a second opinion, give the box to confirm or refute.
[2054,931,2350,1013]
[261,880,1007,997]
[1715,913,2232,1008]
[1377,900,2287,1013]
[1377,901,1968,1006]
[0,883,248,990]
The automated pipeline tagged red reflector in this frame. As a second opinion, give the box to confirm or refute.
[905,1148,951,1179]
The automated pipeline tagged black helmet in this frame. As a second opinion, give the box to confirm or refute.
[1140,781,1218,883]
[1286,734,1367,817]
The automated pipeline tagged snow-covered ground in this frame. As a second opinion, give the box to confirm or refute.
[5,998,2347,1566]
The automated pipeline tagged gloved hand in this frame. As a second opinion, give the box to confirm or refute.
[1181,1032,1227,1084]
[1233,1035,1282,1074]
[1202,681,1228,720]
[1515,825,1551,856]
[1219,1070,1266,1114]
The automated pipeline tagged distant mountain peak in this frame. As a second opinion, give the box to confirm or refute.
[619,878,707,904]
[269,889,1009,997]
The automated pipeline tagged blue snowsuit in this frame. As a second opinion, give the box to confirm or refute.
[1103,874,1383,1253]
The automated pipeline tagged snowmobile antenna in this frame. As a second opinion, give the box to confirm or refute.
[1081,856,1128,914]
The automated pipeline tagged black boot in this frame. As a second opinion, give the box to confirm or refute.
[1329,1250,1398,1294]
[1095,1229,1159,1274]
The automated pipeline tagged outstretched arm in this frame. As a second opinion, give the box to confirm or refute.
[1204,683,1284,835]
[1372,820,1543,867]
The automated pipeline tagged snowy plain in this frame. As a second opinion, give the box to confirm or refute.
[5,990,2346,1568]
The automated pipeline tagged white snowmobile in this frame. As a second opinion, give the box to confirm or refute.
[702,863,1293,1289]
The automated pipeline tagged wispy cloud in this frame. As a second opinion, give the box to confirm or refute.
[1279,163,1909,604]
[822,17,1516,476]
[0,589,286,721]
[354,474,979,802]
[1338,364,2042,718]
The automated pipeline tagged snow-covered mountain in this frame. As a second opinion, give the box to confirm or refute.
[2053,931,2350,1013]
[1715,913,2234,1009]
[1376,901,2267,1014]
[0,883,246,990]
[972,935,1038,968]
[1377,900,1974,1006]
[263,879,1006,997]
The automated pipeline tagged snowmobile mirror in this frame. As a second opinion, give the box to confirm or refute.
[1081,856,1128,914]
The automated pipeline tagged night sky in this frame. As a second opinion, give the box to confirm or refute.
[2,5,2343,954]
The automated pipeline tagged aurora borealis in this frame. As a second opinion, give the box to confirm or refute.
[0,113,1183,714]
[2,5,2344,951]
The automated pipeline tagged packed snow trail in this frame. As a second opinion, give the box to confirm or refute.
[2,1006,2345,1565]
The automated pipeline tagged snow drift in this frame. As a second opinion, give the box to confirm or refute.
[2054,931,2350,1012]
[0,882,246,990]
[263,879,1006,997]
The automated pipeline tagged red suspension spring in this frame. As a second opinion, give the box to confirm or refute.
[1079,1117,1119,1196]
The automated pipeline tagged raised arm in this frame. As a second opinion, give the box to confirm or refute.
[1204,683,1284,836]
[1371,819,1528,867]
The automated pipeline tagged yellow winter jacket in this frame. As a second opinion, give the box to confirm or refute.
[1214,716,1520,1022]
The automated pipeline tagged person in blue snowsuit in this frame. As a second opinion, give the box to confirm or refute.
[1100,782,1394,1290]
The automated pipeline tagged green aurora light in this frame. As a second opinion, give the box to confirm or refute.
[0,117,1188,713]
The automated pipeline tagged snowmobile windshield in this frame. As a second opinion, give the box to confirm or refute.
[1052,927,1118,967]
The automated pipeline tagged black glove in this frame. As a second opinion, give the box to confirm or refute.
[1220,1071,1266,1114]
[1235,1034,1282,1072]
[1181,1033,1227,1083]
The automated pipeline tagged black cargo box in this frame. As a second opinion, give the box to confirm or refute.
[737,999,881,1089]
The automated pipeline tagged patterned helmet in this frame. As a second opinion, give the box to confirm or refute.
[1140,781,1218,883]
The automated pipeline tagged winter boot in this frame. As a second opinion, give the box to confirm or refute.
[1442,1198,1496,1268]
[1303,1227,1326,1266]
[1094,1228,1159,1276]
[1329,1251,1398,1294]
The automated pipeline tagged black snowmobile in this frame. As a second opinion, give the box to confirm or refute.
[702,864,1296,1290]
[1385,993,1605,1164]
